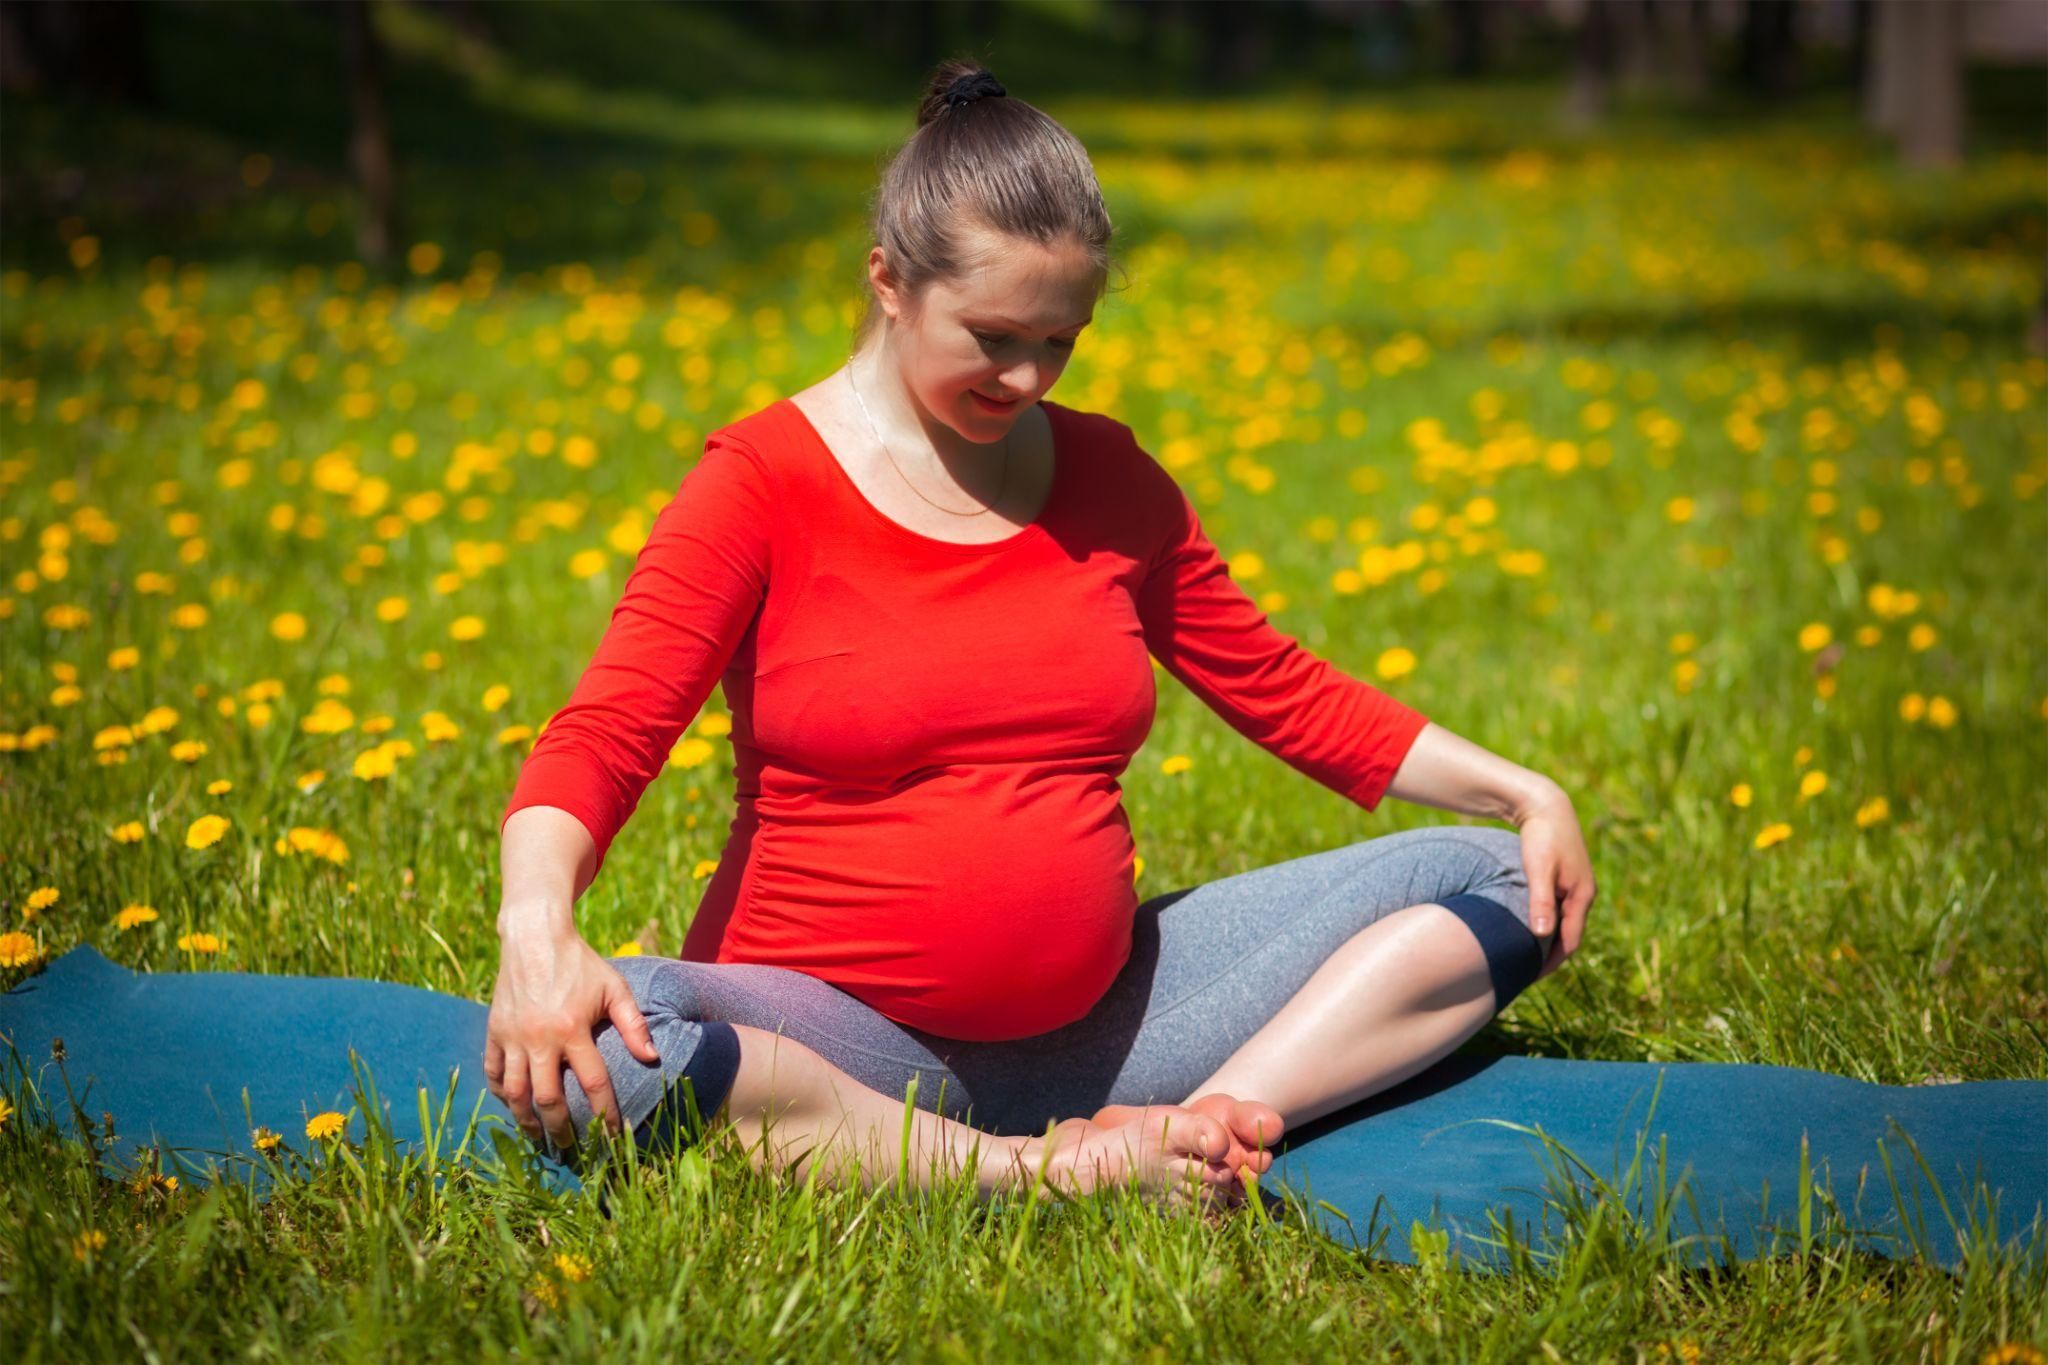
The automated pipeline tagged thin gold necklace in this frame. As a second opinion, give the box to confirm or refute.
[845,351,1011,517]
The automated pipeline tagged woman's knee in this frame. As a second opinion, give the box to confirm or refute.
[546,956,742,1161]
[1429,826,1553,1011]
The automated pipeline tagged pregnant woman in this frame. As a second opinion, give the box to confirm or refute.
[486,61,1596,1208]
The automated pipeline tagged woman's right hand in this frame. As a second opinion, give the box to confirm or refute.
[485,913,662,1153]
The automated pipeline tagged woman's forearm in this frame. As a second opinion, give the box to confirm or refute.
[498,805,602,938]
[1381,721,1567,824]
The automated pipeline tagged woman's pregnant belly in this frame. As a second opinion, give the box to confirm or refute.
[704,763,1141,1042]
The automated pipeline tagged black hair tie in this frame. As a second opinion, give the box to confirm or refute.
[944,71,1006,110]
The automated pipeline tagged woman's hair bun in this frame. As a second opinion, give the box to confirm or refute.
[916,60,1008,128]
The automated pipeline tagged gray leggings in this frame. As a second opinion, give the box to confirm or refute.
[541,825,1552,1164]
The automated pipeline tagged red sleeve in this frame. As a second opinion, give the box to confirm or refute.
[1131,442,1429,813]
[500,431,775,879]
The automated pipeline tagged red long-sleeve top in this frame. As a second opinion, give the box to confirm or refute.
[501,397,1429,1041]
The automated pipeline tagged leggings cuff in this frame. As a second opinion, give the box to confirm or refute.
[1434,892,1545,1010]
[634,1019,743,1157]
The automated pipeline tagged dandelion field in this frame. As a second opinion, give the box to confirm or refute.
[2,7,2047,1357]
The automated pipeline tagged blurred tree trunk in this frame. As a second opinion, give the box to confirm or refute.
[1737,0,1798,99]
[1862,0,1909,132]
[1448,0,1491,78]
[0,0,156,104]
[337,0,403,267]
[0,2,43,96]
[1894,0,1965,168]
[1196,1,1271,90]
[1866,0,1964,167]
[1660,0,1712,105]
[1565,0,1616,129]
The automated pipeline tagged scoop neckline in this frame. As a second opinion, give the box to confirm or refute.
[779,395,1068,557]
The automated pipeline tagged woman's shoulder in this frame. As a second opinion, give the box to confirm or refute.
[1046,400,1181,503]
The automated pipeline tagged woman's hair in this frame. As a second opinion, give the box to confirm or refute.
[853,58,1121,350]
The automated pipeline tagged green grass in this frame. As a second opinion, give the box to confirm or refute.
[2,2,2047,1356]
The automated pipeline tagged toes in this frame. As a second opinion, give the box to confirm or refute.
[1229,1098,1285,1151]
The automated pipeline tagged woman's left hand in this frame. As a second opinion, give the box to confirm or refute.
[1515,784,1596,979]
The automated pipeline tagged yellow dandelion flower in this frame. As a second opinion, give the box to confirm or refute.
[1798,770,1828,801]
[1797,622,1832,652]
[270,611,307,641]
[116,905,159,931]
[1673,659,1700,692]
[421,711,461,743]
[1927,696,1957,728]
[0,931,40,967]
[1906,622,1937,652]
[0,1093,13,1127]
[352,745,398,781]
[111,821,146,844]
[569,549,608,579]
[169,739,208,763]
[176,932,222,954]
[482,684,511,713]
[1753,823,1793,851]
[528,1272,561,1309]
[1133,854,1145,882]
[27,886,59,913]
[136,705,180,736]
[1376,646,1418,681]
[304,1111,348,1141]
[184,814,231,849]
[1729,783,1753,808]
[1160,754,1193,776]
[296,769,327,792]
[496,724,535,746]
[449,615,485,641]
[206,779,232,796]
[108,645,141,670]
[1855,797,1891,828]
[668,736,713,769]
[611,941,644,957]
[300,698,355,735]
[251,1126,283,1153]
[71,1229,108,1262]
[1982,1346,2048,1365]
[277,827,351,865]
[1899,692,1927,723]
[376,595,409,623]
[553,1252,593,1283]
[1664,496,1695,524]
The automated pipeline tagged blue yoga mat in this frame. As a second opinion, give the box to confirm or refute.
[3,944,2041,1271]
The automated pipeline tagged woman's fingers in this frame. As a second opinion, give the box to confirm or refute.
[1524,839,1558,938]
[605,974,661,1065]
[527,1046,574,1152]
[564,1036,623,1136]
[484,1032,507,1093]
[499,1048,539,1143]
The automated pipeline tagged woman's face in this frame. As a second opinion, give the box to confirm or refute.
[870,229,1101,443]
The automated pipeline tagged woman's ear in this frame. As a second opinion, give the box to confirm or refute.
[868,247,904,323]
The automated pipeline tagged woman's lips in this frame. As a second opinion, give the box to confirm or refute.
[971,390,1019,412]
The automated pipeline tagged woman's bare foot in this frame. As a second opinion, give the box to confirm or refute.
[1089,1093,1285,1191]
[1021,1107,1238,1209]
